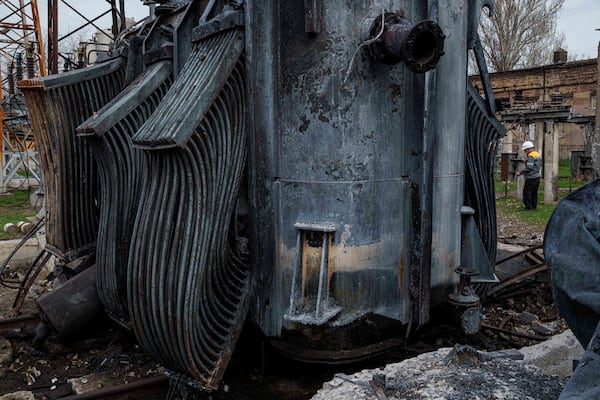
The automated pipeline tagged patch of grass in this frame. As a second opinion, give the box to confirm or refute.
[496,195,556,231]
[495,159,588,232]
[0,190,37,240]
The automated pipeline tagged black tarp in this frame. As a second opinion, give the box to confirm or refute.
[544,179,600,399]
[544,179,600,347]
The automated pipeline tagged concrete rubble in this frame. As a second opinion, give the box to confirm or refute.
[520,329,585,377]
[311,341,577,400]
[0,392,35,400]
[0,238,40,273]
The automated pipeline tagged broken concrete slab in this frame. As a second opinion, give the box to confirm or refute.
[0,392,35,400]
[312,345,566,400]
[519,329,585,377]
[0,238,41,273]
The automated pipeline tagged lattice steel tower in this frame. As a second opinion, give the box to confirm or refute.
[0,0,45,192]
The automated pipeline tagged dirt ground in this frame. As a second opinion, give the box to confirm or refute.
[0,209,563,399]
[496,209,545,247]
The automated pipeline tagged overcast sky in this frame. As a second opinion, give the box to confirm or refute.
[556,0,600,59]
[38,1,600,60]
[35,1,150,35]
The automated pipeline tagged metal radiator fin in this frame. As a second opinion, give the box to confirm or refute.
[465,82,506,271]
[133,29,244,148]
[77,61,174,322]
[128,28,249,390]
[19,58,127,260]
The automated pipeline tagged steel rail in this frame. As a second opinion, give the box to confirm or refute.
[495,243,544,266]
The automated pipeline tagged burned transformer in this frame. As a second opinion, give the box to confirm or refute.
[19,0,504,393]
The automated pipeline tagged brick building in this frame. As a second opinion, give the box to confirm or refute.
[470,47,598,161]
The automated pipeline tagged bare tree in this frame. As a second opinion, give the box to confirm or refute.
[478,0,565,72]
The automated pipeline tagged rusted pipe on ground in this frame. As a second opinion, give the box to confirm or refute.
[0,315,49,348]
[0,314,39,330]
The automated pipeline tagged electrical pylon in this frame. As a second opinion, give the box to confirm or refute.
[0,0,45,193]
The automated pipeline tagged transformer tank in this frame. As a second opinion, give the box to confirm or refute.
[18,0,503,393]
[246,0,464,348]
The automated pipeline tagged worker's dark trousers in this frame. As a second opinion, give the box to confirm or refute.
[523,177,540,209]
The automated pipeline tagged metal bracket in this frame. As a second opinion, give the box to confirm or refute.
[284,222,342,325]
[192,9,244,43]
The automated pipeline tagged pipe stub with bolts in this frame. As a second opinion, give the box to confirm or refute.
[361,13,445,73]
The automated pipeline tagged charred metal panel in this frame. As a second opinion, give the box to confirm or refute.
[246,0,432,338]
[128,27,249,390]
[77,61,174,322]
[559,320,600,399]
[19,59,127,261]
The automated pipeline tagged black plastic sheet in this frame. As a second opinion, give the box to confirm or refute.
[559,321,600,399]
[544,179,600,348]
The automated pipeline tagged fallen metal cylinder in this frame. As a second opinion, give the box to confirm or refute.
[35,266,104,338]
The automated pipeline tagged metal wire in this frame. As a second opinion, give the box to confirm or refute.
[0,217,45,289]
